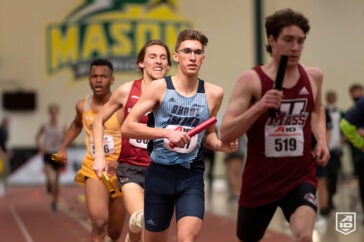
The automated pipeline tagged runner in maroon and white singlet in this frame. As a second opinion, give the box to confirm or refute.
[220,9,330,242]
[93,40,171,242]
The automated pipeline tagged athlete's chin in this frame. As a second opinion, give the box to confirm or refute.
[184,68,199,76]
[93,89,107,96]
[288,56,300,64]
[151,72,166,80]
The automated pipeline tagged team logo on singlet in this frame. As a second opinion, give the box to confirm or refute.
[265,99,309,157]
[266,99,309,126]
[299,87,310,95]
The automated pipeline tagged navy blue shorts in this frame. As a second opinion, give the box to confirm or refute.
[144,161,205,232]
[237,182,317,242]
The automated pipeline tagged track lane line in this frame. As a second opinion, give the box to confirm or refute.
[9,205,34,242]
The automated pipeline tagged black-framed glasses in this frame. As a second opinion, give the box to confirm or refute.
[177,48,205,55]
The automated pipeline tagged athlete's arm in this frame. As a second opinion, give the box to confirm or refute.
[122,79,190,147]
[308,67,329,166]
[220,69,283,143]
[92,84,128,177]
[203,82,238,152]
[57,100,84,160]
[35,124,45,153]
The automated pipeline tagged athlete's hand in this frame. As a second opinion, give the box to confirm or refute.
[166,129,191,148]
[313,141,330,166]
[93,156,107,179]
[52,150,67,163]
[216,139,239,153]
[259,89,283,112]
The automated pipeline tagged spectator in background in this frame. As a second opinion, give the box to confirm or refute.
[341,83,364,223]
[35,103,68,211]
[0,115,10,190]
[325,90,344,212]
[346,84,364,172]
[349,83,363,104]
[0,116,10,153]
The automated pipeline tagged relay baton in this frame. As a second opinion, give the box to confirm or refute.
[268,55,288,117]
[101,172,122,198]
[51,153,66,163]
[169,117,217,148]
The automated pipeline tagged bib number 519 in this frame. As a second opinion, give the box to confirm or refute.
[275,138,296,152]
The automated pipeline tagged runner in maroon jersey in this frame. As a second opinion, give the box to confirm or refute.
[220,8,330,242]
[93,40,171,242]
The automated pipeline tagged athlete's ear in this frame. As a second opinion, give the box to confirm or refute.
[111,75,115,85]
[268,35,275,50]
[173,51,179,63]
[138,61,145,69]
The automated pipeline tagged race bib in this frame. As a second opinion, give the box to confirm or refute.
[163,125,198,153]
[90,135,115,156]
[265,125,304,157]
[129,123,148,149]
[129,138,148,149]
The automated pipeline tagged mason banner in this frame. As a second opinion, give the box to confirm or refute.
[46,0,192,79]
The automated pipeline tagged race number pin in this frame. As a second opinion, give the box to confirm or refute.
[336,212,356,235]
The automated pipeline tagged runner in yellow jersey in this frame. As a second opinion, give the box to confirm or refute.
[56,59,126,242]
[74,94,122,184]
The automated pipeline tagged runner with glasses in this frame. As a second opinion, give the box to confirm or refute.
[177,48,205,55]
[121,29,237,242]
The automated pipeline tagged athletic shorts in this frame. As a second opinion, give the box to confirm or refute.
[117,163,147,188]
[237,182,317,242]
[144,161,205,232]
[316,165,328,178]
[43,153,65,170]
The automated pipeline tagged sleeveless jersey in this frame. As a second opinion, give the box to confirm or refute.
[74,95,122,184]
[117,79,151,167]
[149,76,210,166]
[240,64,317,207]
[42,121,65,153]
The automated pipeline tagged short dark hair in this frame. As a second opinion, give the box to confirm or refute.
[265,8,310,54]
[174,29,208,52]
[349,83,363,93]
[89,58,113,73]
[136,40,171,74]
